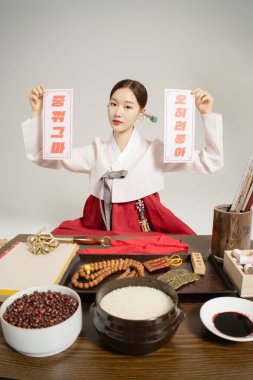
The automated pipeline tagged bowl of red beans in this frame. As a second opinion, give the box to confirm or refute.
[0,285,82,357]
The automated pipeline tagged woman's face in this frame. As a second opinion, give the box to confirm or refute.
[107,88,145,135]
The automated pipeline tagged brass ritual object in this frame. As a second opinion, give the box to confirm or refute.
[27,228,60,255]
[157,269,201,290]
[27,228,111,255]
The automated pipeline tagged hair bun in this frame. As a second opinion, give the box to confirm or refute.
[145,113,158,123]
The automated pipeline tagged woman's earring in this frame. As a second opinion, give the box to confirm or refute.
[144,113,158,123]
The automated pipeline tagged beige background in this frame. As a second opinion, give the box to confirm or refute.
[0,0,252,238]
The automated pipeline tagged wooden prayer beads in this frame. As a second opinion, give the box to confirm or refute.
[71,258,145,289]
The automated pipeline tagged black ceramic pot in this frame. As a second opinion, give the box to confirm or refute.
[90,277,185,355]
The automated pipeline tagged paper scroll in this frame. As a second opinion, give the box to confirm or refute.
[164,89,195,163]
[43,89,73,159]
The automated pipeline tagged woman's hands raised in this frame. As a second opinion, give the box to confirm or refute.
[29,84,46,118]
[191,88,214,114]
[28,85,214,117]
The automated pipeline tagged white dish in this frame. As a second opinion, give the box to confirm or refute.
[200,296,253,342]
[0,285,82,357]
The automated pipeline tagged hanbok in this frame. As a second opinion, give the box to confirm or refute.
[21,113,223,235]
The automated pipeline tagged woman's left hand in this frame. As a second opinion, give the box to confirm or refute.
[191,88,213,114]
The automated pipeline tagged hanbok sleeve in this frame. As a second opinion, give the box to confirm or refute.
[21,116,95,173]
[162,113,224,174]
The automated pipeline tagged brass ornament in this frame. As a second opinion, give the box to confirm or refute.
[158,268,188,283]
[27,227,59,255]
[157,268,200,290]
[136,199,151,232]
[27,228,111,255]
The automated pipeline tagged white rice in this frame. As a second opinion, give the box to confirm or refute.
[100,286,174,320]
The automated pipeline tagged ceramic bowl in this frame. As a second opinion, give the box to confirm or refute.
[0,285,82,357]
[90,277,184,355]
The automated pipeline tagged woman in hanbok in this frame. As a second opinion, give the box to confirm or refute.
[21,79,223,235]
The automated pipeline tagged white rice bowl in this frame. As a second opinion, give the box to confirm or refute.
[100,286,174,320]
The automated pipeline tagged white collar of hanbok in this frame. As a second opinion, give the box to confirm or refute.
[109,127,139,163]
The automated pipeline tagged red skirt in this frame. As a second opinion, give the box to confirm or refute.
[51,193,196,236]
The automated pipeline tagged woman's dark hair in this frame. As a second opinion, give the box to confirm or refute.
[110,79,148,109]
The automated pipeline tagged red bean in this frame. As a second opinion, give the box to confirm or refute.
[3,290,78,329]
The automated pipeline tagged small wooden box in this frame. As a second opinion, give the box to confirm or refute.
[223,250,253,297]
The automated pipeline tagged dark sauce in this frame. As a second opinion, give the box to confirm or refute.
[213,312,253,337]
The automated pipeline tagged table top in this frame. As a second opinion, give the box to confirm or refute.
[1,234,253,380]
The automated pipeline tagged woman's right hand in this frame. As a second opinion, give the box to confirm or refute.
[29,84,46,118]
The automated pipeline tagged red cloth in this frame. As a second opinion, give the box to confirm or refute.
[51,193,196,236]
[78,234,189,255]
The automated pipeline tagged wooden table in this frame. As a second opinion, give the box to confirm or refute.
[1,235,253,380]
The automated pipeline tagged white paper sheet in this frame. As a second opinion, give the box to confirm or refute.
[164,89,195,162]
[43,89,73,159]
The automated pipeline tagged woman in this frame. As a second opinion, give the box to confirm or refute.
[21,79,223,235]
